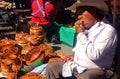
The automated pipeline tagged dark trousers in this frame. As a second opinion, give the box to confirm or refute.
[14,0,21,9]
[46,61,106,79]
[41,23,60,42]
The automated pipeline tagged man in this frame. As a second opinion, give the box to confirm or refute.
[31,0,59,43]
[45,0,118,79]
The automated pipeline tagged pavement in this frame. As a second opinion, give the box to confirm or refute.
[48,43,73,55]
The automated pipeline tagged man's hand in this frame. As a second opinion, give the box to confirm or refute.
[63,53,74,62]
[74,20,85,33]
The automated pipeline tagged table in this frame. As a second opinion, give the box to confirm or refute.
[59,25,76,47]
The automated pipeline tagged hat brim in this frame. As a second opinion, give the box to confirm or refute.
[66,0,109,15]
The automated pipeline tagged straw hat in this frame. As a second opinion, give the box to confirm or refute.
[66,0,109,15]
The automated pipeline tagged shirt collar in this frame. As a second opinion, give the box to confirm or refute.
[87,21,101,33]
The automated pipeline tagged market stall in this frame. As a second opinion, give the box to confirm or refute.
[0,23,65,79]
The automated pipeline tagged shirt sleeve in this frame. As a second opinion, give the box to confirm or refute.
[72,32,88,52]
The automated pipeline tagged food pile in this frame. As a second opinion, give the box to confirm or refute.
[0,0,12,9]
[0,23,65,79]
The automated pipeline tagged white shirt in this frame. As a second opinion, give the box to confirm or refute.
[72,18,118,69]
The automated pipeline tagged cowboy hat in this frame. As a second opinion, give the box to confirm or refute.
[66,0,109,15]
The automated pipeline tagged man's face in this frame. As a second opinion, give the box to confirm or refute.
[76,6,97,29]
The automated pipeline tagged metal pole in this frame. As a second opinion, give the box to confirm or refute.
[113,0,116,27]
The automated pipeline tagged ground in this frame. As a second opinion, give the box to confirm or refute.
[48,43,73,55]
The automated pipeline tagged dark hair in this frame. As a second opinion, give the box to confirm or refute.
[76,6,104,21]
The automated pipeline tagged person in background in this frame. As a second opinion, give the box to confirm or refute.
[13,0,22,9]
[45,0,118,79]
[30,0,60,43]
